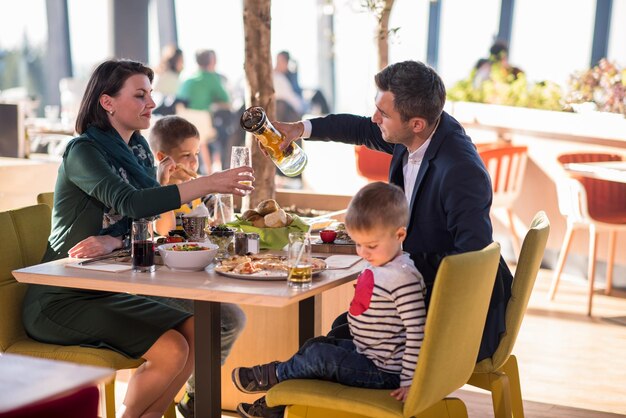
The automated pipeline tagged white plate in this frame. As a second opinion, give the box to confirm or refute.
[215,268,323,281]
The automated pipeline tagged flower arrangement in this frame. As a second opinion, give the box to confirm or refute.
[564,59,626,116]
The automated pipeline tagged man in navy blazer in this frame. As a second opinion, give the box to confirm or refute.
[274,61,512,361]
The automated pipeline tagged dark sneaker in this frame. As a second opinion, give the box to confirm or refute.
[177,391,194,418]
[236,396,285,418]
[232,361,279,394]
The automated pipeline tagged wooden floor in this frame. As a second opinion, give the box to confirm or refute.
[115,268,626,418]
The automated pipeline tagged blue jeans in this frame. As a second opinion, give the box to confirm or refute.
[146,296,246,394]
[276,336,400,389]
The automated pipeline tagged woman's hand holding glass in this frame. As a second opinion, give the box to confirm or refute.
[205,166,254,196]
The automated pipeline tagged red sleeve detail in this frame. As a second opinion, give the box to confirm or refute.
[349,269,375,316]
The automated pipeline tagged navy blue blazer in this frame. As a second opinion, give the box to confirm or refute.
[310,111,513,360]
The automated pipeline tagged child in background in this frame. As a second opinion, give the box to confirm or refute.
[149,115,206,236]
[149,115,246,418]
[231,182,427,418]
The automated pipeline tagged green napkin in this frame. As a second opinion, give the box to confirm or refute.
[227,214,310,250]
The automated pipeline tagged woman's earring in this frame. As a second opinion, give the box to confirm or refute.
[108,110,115,115]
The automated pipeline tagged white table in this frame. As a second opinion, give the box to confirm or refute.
[13,257,364,418]
[0,353,114,414]
[563,161,626,184]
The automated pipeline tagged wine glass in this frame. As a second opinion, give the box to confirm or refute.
[230,146,252,195]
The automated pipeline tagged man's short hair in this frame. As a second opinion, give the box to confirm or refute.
[149,116,199,154]
[374,60,445,124]
[196,49,216,68]
[345,182,409,232]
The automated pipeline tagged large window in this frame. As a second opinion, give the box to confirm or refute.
[0,0,47,106]
[438,0,501,86]
[608,0,626,66]
[68,0,111,79]
[175,1,245,96]
[511,0,595,87]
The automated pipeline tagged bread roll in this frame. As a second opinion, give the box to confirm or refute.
[264,208,287,228]
[251,215,266,228]
[256,199,280,216]
[242,209,260,221]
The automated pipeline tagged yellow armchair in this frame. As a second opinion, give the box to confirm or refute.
[468,211,550,418]
[36,192,54,208]
[0,204,174,418]
[266,242,502,418]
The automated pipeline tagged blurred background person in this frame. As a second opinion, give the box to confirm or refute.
[273,50,305,122]
[153,45,184,116]
[473,40,524,88]
[177,49,231,173]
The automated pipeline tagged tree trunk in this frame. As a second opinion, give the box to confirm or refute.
[243,0,276,209]
[377,0,395,70]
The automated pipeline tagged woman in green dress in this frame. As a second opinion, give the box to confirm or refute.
[22,59,254,418]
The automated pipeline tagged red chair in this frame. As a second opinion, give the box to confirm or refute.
[0,386,99,418]
[549,152,626,316]
[478,144,529,255]
[354,146,392,182]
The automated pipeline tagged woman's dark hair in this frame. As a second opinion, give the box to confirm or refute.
[75,59,154,134]
[374,60,445,124]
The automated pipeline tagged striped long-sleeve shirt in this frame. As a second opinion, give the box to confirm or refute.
[347,252,427,387]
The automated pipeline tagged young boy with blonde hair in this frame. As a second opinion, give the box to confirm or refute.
[232,182,427,418]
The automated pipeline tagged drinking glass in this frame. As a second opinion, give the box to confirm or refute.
[131,219,155,273]
[213,193,234,225]
[287,231,313,288]
[230,146,252,195]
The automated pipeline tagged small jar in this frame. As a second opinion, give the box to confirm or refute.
[234,232,248,256]
[246,233,260,254]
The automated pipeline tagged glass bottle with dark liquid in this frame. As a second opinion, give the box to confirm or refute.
[240,106,308,177]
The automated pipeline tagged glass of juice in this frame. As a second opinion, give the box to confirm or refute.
[287,231,313,288]
[131,219,155,273]
[230,146,252,195]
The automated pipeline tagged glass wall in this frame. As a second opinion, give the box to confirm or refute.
[438,0,501,86]
[175,1,245,102]
[511,0,595,87]
[0,0,47,108]
[67,0,111,79]
[608,0,626,65]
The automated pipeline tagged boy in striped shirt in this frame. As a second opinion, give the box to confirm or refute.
[232,182,427,418]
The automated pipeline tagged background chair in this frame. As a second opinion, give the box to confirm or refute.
[468,211,550,418]
[478,144,528,256]
[265,242,501,418]
[0,204,175,418]
[548,152,626,316]
[354,146,392,182]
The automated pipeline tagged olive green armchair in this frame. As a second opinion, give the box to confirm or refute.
[266,242,502,418]
[0,204,174,418]
[36,192,54,208]
[468,211,550,418]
